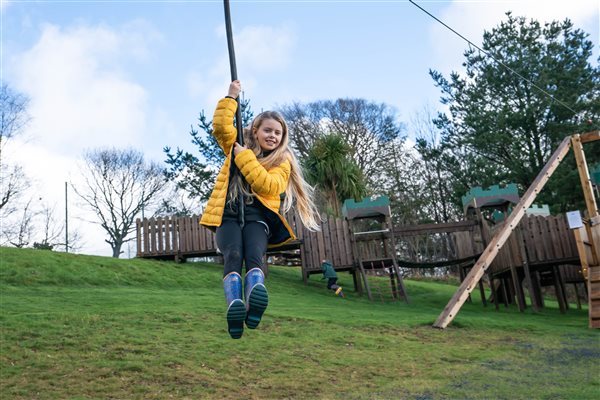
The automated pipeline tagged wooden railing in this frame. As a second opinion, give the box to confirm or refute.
[136,215,217,261]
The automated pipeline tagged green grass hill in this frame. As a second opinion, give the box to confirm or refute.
[1,246,598,399]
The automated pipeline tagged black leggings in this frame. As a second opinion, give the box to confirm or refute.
[216,220,269,277]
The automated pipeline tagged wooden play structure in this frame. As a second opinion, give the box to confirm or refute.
[341,197,409,303]
[433,131,600,329]
[458,184,585,313]
[136,131,599,328]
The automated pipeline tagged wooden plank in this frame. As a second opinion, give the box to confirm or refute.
[534,216,549,261]
[557,214,577,258]
[143,218,150,255]
[187,216,194,252]
[333,217,344,267]
[306,224,319,271]
[334,218,346,266]
[180,217,189,253]
[197,216,205,252]
[343,219,353,266]
[579,130,599,144]
[557,215,574,258]
[164,216,171,253]
[323,216,335,266]
[547,216,564,259]
[157,217,164,254]
[172,217,179,255]
[590,266,600,282]
[149,218,157,254]
[574,227,591,278]
[521,217,537,263]
[516,226,540,311]
[136,218,142,257]
[590,283,600,300]
[395,220,478,236]
[335,218,345,265]
[586,223,600,266]
[186,216,194,252]
[190,216,199,252]
[434,135,572,329]
[538,216,556,261]
[317,220,327,265]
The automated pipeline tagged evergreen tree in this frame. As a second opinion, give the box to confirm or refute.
[163,99,254,203]
[303,133,367,217]
[431,13,600,212]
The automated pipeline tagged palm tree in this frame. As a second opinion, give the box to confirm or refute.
[303,133,367,217]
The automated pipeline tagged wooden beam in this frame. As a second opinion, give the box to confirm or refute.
[571,134,599,218]
[580,130,599,144]
[433,136,573,328]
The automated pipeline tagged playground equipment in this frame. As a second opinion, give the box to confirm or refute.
[433,131,600,329]
[460,184,584,313]
[342,196,409,303]
[134,131,599,328]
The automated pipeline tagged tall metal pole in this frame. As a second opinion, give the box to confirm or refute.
[65,181,69,253]
[223,0,245,227]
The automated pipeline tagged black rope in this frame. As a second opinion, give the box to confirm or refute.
[223,0,245,227]
[409,0,579,115]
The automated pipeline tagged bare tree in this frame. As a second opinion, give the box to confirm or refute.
[279,98,406,185]
[73,148,166,258]
[34,203,83,252]
[0,84,30,213]
[4,198,36,248]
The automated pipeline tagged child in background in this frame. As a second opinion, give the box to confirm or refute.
[200,80,321,339]
[321,259,344,297]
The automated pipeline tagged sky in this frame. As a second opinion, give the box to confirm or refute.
[2,0,598,257]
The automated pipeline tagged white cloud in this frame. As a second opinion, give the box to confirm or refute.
[9,23,151,156]
[429,0,599,75]
[187,22,295,109]
[5,21,162,256]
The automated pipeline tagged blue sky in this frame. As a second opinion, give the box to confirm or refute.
[2,0,598,256]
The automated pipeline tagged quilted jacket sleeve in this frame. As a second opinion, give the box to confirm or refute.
[212,98,238,154]
[234,149,290,196]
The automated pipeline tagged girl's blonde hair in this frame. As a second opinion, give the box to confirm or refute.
[228,111,321,231]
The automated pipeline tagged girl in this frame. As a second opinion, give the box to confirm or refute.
[200,80,320,339]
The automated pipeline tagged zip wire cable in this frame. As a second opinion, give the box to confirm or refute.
[409,0,579,115]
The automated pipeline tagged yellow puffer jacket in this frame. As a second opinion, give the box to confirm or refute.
[199,97,296,247]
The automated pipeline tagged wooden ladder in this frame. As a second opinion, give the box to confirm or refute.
[574,221,600,328]
[571,132,600,328]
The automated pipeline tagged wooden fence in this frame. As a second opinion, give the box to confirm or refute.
[136,213,583,290]
[486,214,580,276]
[136,215,217,262]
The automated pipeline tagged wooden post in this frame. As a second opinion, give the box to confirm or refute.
[552,265,567,313]
[386,214,409,303]
[433,136,572,329]
[515,226,540,312]
[136,218,142,257]
[572,132,599,218]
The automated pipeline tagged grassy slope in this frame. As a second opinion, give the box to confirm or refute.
[0,247,598,400]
